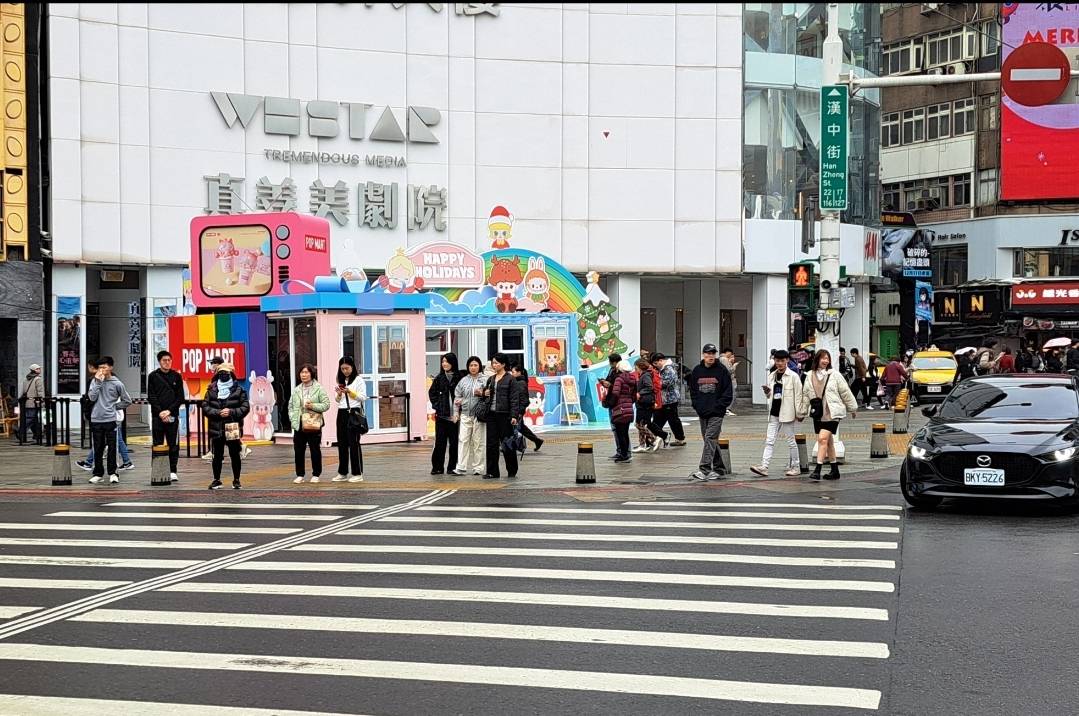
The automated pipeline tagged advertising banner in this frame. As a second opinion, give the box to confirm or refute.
[881,212,933,281]
[915,282,934,322]
[1001,4,1079,200]
[56,297,82,395]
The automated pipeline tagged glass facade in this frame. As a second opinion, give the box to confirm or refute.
[743,3,881,227]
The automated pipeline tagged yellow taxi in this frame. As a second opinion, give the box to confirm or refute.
[909,350,957,402]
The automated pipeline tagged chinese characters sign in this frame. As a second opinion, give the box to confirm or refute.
[204,175,448,233]
[1012,281,1079,306]
[819,85,849,211]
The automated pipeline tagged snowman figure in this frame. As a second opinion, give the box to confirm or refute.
[582,328,598,355]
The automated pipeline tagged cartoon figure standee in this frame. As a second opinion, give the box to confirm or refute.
[519,256,550,311]
[245,370,276,441]
[525,377,545,427]
[488,205,513,249]
[378,249,425,294]
[539,339,565,377]
[488,256,523,313]
[215,237,239,285]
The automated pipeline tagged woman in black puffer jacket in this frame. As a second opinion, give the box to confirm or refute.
[202,363,250,490]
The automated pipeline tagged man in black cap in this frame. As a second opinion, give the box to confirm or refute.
[687,343,734,480]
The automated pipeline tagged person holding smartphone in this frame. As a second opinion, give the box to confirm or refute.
[332,356,367,482]
[750,349,805,478]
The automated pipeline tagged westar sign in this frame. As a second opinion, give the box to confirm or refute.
[211,93,441,144]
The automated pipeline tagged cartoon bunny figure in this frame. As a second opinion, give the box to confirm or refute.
[519,256,550,311]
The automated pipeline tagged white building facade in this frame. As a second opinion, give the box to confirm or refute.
[46,3,880,402]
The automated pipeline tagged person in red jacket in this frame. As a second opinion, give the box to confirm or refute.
[882,356,909,409]
[993,346,1015,374]
[609,361,637,463]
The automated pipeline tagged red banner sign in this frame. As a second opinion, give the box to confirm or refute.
[174,342,247,380]
[1011,282,1079,306]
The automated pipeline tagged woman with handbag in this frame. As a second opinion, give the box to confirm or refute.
[331,356,368,483]
[482,353,524,480]
[202,362,249,490]
[289,363,330,484]
[428,352,462,475]
[452,356,488,476]
[799,349,859,481]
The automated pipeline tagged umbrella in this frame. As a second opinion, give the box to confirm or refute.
[1043,337,1072,349]
[954,347,976,356]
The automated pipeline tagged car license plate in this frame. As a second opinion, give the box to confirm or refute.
[964,468,1004,486]
[927,385,942,393]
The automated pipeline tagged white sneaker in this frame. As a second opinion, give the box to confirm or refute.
[749,465,768,477]
[108,474,119,484]
[726,410,737,416]
[632,445,649,453]
[347,474,364,482]
[293,476,305,484]
[473,470,484,476]
[169,473,179,482]
[453,468,467,475]
[310,476,320,483]
[241,446,253,459]
[689,470,710,481]
[88,475,103,484]
[670,440,687,447]
[784,467,802,477]
[201,452,212,461]
[706,471,724,481]
[332,474,348,482]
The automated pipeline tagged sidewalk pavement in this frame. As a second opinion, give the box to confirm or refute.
[0,406,919,497]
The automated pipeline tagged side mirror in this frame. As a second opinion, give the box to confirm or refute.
[922,406,937,418]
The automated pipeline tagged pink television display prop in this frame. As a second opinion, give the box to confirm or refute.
[189,213,332,310]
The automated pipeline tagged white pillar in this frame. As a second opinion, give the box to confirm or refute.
[607,274,641,357]
[751,275,788,405]
[700,278,721,345]
[682,279,702,366]
[839,284,871,359]
[51,265,88,397]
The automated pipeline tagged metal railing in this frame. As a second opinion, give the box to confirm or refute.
[15,397,73,447]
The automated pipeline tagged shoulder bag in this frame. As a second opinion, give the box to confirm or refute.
[299,386,324,432]
[808,374,831,421]
[472,377,493,423]
[344,388,369,436]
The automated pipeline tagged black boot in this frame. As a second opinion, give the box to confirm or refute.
[824,462,841,480]
[809,463,823,481]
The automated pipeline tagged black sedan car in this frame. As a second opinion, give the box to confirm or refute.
[901,375,1079,509]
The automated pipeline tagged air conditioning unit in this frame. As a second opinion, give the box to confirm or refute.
[921,3,940,15]
[927,67,944,75]
[921,187,942,201]
[946,61,970,75]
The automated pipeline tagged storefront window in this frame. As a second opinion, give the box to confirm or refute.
[931,246,968,287]
[1014,248,1079,278]
[425,328,464,377]
[293,318,317,375]
[269,319,292,432]
[378,325,407,374]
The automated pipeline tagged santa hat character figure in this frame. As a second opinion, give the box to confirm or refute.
[488,205,513,249]
[540,338,565,376]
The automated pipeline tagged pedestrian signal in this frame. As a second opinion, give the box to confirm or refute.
[788,262,814,289]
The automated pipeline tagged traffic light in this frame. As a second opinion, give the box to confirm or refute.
[787,262,816,315]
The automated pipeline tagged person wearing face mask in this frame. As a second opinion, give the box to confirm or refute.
[750,349,805,478]
[452,356,488,476]
[202,362,249,490]
[428,352,463,475]
[289,363,330,484]
[201,356,252,461]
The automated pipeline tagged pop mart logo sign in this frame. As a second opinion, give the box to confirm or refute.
[819,85,848,212]
[211,93,441,144]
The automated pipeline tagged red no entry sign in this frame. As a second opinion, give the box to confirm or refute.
[1002,41,1071,107]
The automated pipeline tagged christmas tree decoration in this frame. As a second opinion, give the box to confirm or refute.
[576,272,628,366]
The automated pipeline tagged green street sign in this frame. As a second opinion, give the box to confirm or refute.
[819,84,848,212]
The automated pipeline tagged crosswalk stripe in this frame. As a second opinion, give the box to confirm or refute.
[383,516,900,534]
[0,555,895,591]
[624,501,903,511]
[72,608,890,659]
[105,502,379,510]
[231,561,895,592]
[0,538,251,550]
[0,643,883,709]
[415,506,900,521]
[0,523,300,535]
[165,582,890,620]
[46,511,342,522]
[0,578,130,590]
[0,607,36,618]
[290,544,896,569]
[0,695,366,715]
[338,528,899,550]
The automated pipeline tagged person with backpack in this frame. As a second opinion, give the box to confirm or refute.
[650,353,686,446]
[882,355,909,409]
[16,363,45,443]
[974,344,995,376]
[608,360,637,463]
[632,357,666,452]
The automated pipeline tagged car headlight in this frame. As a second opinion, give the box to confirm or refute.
[1054,447,1076,462]
[909,445,928,460]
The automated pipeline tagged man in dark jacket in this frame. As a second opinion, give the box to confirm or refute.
[688,343,734,481]
[148,350,184,482]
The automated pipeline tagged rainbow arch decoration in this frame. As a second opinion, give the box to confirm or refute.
[427,249,586,315]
